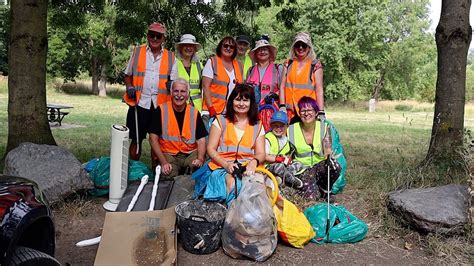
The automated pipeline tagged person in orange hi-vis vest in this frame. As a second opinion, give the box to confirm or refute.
[201,36,243,129]
[149,78,208,179]
[205,84,266,205]
[279,32,325,124]
[123,22,175,164]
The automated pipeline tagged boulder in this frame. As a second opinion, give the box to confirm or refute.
[387,184,469,234]
[4,142,93,203]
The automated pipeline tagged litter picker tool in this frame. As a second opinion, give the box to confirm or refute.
[134,106,140,155]
[326,161,331,241]
[75,174,153,247]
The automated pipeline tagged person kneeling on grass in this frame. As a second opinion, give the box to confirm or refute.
[149,78,208,179]
[264,111,304,188]
[287,96,341,200]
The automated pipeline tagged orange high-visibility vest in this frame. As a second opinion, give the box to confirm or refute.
[209,115,262,170]
[123,45,175,106]
[158,102,198,155]
[284,59,317,119]
[202,56,243,114]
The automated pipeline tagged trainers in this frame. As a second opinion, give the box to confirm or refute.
[284,173,303,189]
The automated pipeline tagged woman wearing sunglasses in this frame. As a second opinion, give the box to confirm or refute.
[201,36,244,125]
[279,32,325,124]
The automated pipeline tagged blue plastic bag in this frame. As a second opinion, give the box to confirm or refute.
[304,203,368,244]
[326,120,347,194]
[203,168,242,206]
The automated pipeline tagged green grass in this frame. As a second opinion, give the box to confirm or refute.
[0,78,472,262]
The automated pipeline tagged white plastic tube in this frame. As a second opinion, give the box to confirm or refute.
[126,175,149,212]
[76,174,149,247]
[148,166,161,211]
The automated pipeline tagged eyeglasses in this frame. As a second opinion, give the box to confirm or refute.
[299,109,315,115]
[222,44,235,50]
[294,42,308,49]
[148,32,163,40]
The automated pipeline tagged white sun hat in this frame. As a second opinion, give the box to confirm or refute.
[249,39,277,62]
[175,34,202,51]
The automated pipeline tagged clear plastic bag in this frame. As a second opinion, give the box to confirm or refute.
[221,173,277,262]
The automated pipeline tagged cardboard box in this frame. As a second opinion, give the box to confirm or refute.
[94,207,177,266]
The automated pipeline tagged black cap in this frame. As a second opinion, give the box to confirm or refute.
[236,35,250,44]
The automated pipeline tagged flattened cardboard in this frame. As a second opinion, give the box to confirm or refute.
[94,207,177,266]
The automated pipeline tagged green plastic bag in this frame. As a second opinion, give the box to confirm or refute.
[88,157,153,196]
[304,203,368,244]
[326,120,346,194]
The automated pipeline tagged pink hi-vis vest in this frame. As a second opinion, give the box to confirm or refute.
[246,64,279,103]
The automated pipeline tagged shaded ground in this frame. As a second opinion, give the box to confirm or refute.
[53,186,447,265]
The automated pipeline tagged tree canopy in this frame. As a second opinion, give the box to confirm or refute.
[2,0,465,103]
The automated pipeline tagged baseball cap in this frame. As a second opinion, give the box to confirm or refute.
[236,35,251,44]
[148,22,166,34]
[270,111,288,125]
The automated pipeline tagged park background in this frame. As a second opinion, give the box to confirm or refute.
[0,0,472,264]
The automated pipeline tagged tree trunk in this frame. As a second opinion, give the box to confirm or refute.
[91,55,99,95]
[372,68,384,101]
[98,61,107,97]
[427,0,471,164]
[5,0,55,155]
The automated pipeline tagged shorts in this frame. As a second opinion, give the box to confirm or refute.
[126,105,155,143]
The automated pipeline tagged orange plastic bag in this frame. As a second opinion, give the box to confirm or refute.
[273,196,315,248]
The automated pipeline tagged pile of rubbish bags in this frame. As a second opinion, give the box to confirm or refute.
[217,171,368,262]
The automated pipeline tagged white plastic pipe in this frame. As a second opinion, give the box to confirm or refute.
[126,175,149,212]
[148,166,161,211]
[76,174,149,247]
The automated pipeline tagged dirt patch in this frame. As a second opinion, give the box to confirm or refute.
[53,190,450,265]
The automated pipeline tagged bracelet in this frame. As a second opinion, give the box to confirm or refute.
[251,158,260,165]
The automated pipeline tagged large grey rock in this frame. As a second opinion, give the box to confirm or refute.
[387,184,469,234]
[4,142,93,203]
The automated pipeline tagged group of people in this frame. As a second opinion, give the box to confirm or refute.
[123,22,340,204]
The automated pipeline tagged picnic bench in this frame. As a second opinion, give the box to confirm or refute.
[47,104,73,126]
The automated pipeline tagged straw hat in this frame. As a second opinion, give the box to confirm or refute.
[175,34,202,51]
[249,39,277,62]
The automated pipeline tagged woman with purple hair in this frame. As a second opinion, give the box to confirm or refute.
[286,96,341,200]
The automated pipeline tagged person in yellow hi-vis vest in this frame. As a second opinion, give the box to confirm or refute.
[287,97,341,200]
[170,34,203,112]
[236,35,254,79]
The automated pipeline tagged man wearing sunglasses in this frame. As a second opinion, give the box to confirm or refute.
[123,22,175,166]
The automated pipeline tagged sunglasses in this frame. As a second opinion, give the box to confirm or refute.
[294,42,308,49]
[148,32,163,40]
[222,44,235,50]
